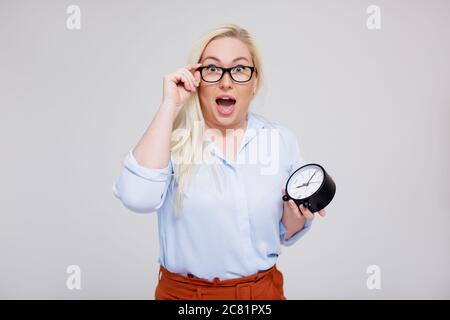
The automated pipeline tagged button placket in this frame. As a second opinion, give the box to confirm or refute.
[233,167,254,264]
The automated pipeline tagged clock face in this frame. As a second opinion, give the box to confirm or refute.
[287,164,325,200]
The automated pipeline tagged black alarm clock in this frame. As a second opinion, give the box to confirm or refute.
[282,163,336,213]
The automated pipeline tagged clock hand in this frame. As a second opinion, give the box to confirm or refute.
[306,170,317,186]
[296,180,321,189]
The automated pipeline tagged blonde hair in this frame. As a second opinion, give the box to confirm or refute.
[170,24,264,216]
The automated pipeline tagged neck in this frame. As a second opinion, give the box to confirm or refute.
[204,114,249,137]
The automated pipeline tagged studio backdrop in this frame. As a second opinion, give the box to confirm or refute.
[0,0,449,299]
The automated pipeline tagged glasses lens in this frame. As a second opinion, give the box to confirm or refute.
[231,66,253,82]
[202,65,223,82]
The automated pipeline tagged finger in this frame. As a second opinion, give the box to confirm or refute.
[181,69,197,90]
[318,209,327,217]
[185,64,202,82]
[179,70,194,91]
[176,72,191,92]
[300,204,315,220]
[188,71,200,87]
[283,197,290,211]
[172,73,186,88]
[185,68,200,86]
[283,200,291,210]
[186,63,202,70]
[288,200,302,219]
[194,70,201,83]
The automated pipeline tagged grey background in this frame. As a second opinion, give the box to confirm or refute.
[0,0,449,299]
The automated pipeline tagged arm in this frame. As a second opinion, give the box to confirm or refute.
[112,104,177,213]
[112,63,201,213]
[278,128,327,245]
[112,63,202,213]
[279,127,313,246]
[112,146,173,213]
[132,105,176,169]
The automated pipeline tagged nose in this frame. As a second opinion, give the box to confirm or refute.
[219,71,233,89]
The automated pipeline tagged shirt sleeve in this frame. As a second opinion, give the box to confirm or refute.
[112,148,173,214]
[279,218,313,246]
[279,126,313,246]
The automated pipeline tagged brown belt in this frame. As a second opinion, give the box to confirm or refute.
[155,264,286,300]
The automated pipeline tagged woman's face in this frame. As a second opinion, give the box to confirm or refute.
[197,37,257,131]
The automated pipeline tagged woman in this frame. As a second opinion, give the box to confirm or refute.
[112,24,326,300]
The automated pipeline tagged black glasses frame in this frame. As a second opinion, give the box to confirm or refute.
[196,64,257,83]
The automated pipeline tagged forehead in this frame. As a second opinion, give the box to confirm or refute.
[201,37,252,64]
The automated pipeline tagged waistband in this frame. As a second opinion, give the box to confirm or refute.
[159,264,277,287]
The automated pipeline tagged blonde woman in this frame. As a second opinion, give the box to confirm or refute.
[112,24,326,300]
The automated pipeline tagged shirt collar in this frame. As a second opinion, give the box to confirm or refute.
[240,111,265,152]
[205,111,266,164]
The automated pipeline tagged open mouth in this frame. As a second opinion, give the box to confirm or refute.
[215,98,237,116]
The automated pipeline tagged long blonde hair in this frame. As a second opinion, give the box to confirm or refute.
[170,24,264,216]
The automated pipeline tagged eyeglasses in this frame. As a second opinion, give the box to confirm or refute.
[196,64,256,83]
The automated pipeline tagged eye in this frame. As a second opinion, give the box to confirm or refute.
[206,64,219,72]
[233,65,245,72]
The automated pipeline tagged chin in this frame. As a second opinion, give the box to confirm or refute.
[213,109,240,125]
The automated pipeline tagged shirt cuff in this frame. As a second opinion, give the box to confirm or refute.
[279,218,313,246]
[124,149,173,182]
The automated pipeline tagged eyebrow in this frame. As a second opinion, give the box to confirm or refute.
[201,56,250,64]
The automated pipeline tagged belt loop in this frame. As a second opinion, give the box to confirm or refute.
[196,287,203,299]
[235,284,252,300]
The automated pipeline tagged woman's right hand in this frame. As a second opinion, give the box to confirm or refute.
[161,63,202,116]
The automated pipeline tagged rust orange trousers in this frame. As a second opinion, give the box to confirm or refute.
[154,264,287,300]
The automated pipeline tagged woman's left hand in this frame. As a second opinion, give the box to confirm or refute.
[281,188,326,239]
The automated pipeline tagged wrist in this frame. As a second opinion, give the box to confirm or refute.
[284,222,306,240]
[158,103,179,121]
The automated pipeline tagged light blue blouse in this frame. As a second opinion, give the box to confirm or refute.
[112,111,312,281]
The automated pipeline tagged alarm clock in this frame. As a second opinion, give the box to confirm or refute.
[282,163,336,213]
